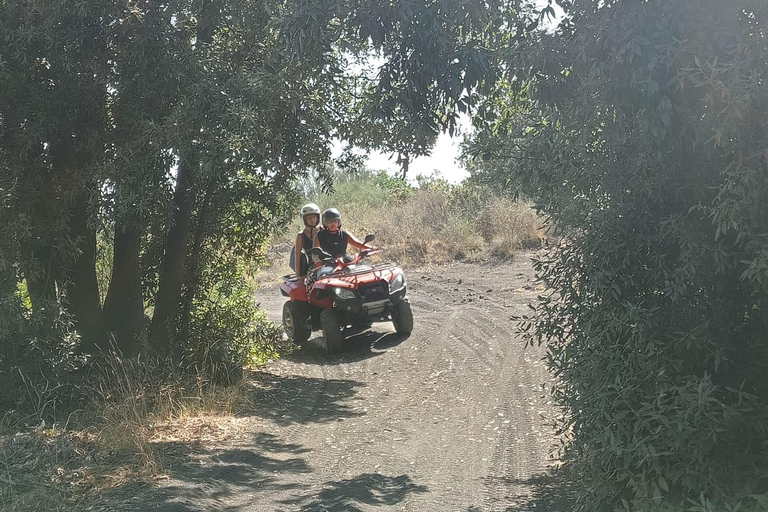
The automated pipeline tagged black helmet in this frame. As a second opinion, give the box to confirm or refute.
[322,208,341,228]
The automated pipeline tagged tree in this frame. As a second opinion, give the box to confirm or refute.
[0,0,511,405]
[466,1,768,509]
[0,0,341,370]
[278,0,510,179]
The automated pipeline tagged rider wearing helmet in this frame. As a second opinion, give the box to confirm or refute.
[292,203,321,277]
[313,208,375,261]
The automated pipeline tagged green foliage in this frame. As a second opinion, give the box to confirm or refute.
[0,0,508,381]
[373,171,414,201]
[188,277,288,369]
[325,169,411,210]
[468,1,768,509]
[279,0,514,177]
[0,0,343,410]
[286,171,538,268]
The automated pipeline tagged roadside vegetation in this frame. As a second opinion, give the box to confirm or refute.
[1,0,508,507]
[1,168,539,511]
[464,1,768,510]
[257,170,542,286]
[1,354,269,512]
[4,0,767,510]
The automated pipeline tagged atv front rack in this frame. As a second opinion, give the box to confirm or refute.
[334,261,396,277]
[281,262,396,283]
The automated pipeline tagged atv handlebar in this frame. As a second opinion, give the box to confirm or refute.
[311,246,381,269]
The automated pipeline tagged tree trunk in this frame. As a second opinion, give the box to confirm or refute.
[44,138,107,354]
[18,167,60,314]
[19,242,58,313]
[149,157,196,355]
[66,187,107,354]
[103,224,144,356]
[178,178,216,345]
[148,3,219,355]
[397,151,410,180]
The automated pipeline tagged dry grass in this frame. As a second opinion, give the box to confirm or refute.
[251,240,294,289]
[366,192,542,264]
[372,189,485,265]
[480,197,543,258]
[255,188,543,286]
[1,356,258,511]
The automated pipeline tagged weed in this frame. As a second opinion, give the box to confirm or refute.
[1,355,259,511]
[256,179,541,284]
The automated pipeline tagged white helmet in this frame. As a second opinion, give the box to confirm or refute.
[300,203,321,225]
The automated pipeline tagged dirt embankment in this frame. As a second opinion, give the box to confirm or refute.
[85,254,571,511]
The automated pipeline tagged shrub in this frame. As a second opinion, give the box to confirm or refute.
[467,1,768,509]
[257,174,540,277]
[186,250,290,371]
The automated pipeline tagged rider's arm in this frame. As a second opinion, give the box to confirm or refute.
[294,233,305,277]
[347,233,374,250]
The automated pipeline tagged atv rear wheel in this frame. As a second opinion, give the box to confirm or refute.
[283,301,312,344]
[392,298,414,334]
[321,308,344,353]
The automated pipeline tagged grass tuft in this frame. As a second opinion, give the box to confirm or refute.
[1,355,257,511]
[255,178,543,286]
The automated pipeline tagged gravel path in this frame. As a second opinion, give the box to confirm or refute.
[86,254,571,511]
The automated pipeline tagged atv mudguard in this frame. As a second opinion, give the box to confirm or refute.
[280,276,309,302]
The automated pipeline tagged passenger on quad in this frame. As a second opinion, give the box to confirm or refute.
[290,203,321,278]
[280,207,413,352]
[313,208,376,267]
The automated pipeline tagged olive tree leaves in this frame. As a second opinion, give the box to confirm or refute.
[464,1,768,510]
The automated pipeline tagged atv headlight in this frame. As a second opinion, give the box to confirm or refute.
[333,287,356,300]
[389,273,406,294]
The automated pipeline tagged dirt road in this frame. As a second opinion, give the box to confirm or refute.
[93,255,569,511]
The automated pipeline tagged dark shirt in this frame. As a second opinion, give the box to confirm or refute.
[290,231,315,275]
[300,231,313,253]
[316,229,348,259]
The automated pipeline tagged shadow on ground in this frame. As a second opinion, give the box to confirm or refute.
[278,473,428,512]
[286,329,411,366]
[83,432,313,512]
[84,436,427,512]
[472,467,575,512]
[248,372,365,426]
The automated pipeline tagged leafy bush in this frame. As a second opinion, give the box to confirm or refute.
[467,1,768,510]
[183,240,291,373]
[187,275,289,370]
[0,287,82,420]
[261,173,540,276]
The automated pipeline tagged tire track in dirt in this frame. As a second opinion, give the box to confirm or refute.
[410,277,502,373]
[381,299,494,510]
[409,262,560,512]
[84,254,567,512]
[480,329,557,512]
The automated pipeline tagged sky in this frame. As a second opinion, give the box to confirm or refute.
[363,115,472,185]
[354,0,564,185]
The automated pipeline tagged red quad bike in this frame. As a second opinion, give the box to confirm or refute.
[279,235,414,353]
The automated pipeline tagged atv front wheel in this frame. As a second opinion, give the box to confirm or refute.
[283,301,312,344]
[392,298,414,334]
[321,308,344,353]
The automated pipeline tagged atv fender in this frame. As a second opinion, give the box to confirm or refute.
[280,278,309,302]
